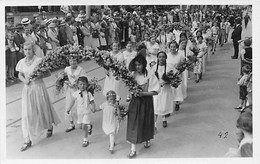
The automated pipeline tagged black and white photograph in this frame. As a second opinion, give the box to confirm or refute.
[1,0,260,163]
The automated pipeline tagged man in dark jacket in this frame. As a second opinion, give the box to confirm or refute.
[13,24,25,78]
[231,17,242,59]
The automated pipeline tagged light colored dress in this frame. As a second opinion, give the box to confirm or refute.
[197,41,208,73]
[167,51,186,101]
[64,66,85,120]
[103,51,124,100]
[81,25,92,48]
[99,101,118,135]
[123,50,137,69]
[153,64,174,115]
[16,56,60,142]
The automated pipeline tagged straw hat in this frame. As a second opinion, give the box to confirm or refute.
[21,18,31,25]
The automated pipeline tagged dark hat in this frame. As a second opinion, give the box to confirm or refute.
[128,49,147,71]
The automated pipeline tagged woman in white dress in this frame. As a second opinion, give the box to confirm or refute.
[16,42,60,152]
[195,35,208,82]
[167,41,186,111]
[153,51,174,129]
[103,42,124,102]
[81,19,93,48]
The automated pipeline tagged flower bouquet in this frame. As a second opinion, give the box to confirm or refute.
[87,77,102,95]
[114,104,128,121]
[164,70,182,88]
[54,72,70,95]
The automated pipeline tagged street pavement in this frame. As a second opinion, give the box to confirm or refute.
[5,19,252,159]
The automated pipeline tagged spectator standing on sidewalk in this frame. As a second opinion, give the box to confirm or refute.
[231,17,242,59]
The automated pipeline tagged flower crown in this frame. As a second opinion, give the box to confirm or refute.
[106,91,117,98]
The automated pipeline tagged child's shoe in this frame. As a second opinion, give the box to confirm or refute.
[235,105,242,110]
[82,140,89,147]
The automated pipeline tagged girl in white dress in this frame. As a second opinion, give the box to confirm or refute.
[94,90,120,154]
[153,51,174,129]
[195,36,208,83]
[167,41,186,111]
[16,42,60,152]
[63,57,85,132]
[103,42,124,102]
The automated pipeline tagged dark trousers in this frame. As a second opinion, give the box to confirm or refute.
[233,41,239,58]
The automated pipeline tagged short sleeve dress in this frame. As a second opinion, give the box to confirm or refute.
[152,64,174,115]
[100,101,118,135]
[64,66,85,118]
[16,56,60,141]
[167,51,186,101]
[127,71,160,144]
[103,51,124,100]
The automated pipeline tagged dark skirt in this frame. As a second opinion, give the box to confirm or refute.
[6,51,17,68]
[240,86,248,100]
[127,96,154,144]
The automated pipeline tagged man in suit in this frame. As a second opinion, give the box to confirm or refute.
[13,24,25,78]
[231,17,242,59]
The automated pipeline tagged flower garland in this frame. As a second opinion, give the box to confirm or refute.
[55,72,102,96]
[28,45,91,81]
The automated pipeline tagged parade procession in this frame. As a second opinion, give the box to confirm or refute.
[4,4,253,160]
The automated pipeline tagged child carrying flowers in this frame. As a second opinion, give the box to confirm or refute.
[94,90,122,154]
[66,76,95,147]
[63,56,85,132]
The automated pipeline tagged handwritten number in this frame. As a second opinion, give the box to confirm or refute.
[218,132,222,138]
[218,132,228,139]
[224,132,228,138]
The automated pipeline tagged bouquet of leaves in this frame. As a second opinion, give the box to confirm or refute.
[164,70,182,88]
[87,77,102,95]
[114,104,128,121]
[54,72,70,95]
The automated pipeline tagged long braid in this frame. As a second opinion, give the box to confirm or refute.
[155,59,159,79]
